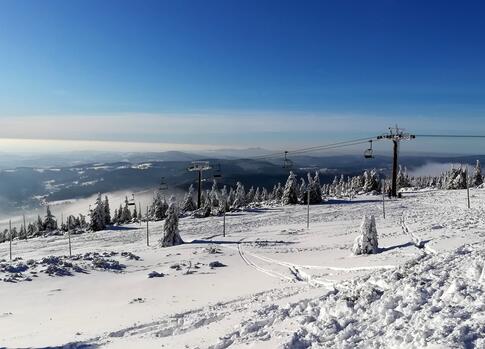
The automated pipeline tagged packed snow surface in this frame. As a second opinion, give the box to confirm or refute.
[0,189,485,348]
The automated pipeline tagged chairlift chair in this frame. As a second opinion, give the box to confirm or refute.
[283,151,294,169]
[364,140,374,159]
[128,193,136,206]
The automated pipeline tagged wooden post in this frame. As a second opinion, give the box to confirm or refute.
[306,188,310,229]
[146,206,149,246]
[68,219,72,257]
[223,210,226,237]
[382,180,386,219]
[466,165,471,209]
[9,219,12,261]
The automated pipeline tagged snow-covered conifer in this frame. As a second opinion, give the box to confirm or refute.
[103,196,111,225]
[473,160,483,187]
[282,171,298,205]
[232,182,246,208]
[352,215,379,255]
[182,184,197,212]
[89,194,106,232]
[161,195,183,247]
[44,206,57,232]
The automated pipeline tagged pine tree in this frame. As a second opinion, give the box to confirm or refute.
[274,182,284,201]
[19,225,27,240]
[306,171,322,204]
[27,223,35,238]
[120,197,132,223]
[89,194,106,232]
[161,196,183,247]
[363,169,379,192]
[44,206,57,232]
[182,184,197,212]
[473,160,483,187]
[112,209,118,224]
[133,204,138,222]
[232,182,246,208]
[298,177,307,203]
[36,215,43,234]
[117,204,123,222]
[282,171,298,205]
[210,181,220,208]
[218,185,229,212]
[103,196,111,225]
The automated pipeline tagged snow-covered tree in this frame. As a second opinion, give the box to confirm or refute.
[298,177,307,203]
[363,169,379,193]
[473,160,483,187]
[397,165,410,189]
[210,181,220,208]
[282,171,298,205]
[44,206,57,232]
[445,167,467,190]
[246,186,255,203]
[103,196,111,225]
[232,182,246,208]
[150,192,168,220]
[161,196,183,247]
[182,184,197,212]
[352,215,379,255]
[307,171,322,204]
[120,197,132,223]
[27,223,35,238]
[89,194,106,232]
[132,204,138,222]
[218,185,229,212]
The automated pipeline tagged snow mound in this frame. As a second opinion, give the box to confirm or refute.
[218,244,485,349]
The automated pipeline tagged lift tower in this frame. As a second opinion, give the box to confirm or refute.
[187,161,212,209]
[377,126,416,197]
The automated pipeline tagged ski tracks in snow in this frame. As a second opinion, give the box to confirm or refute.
[227,238,395,288]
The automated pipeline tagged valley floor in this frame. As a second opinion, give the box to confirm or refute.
[0,189,484,348]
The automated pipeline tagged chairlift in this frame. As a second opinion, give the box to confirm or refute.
[364,140,374,159]
[283,151,293,169]
[128,193,136,206]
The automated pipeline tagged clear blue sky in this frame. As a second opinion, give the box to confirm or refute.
[0,0,484,152]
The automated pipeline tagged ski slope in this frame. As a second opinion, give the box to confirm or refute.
[0,189,484,348]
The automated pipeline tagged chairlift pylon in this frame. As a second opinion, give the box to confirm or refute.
[364,140,374,159]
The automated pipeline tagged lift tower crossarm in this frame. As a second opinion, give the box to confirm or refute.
[187,161,212,209]
[377,126,416,198]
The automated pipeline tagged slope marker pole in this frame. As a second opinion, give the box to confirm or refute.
[9,220,12,261]
[382,180,386,219]
[466,165,471,209]
[306,188,310,229]
[146,206,149,246]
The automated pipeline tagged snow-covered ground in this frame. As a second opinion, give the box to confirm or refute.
[1,189,484,348]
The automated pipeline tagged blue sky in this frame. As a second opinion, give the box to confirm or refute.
[0,0,484,153]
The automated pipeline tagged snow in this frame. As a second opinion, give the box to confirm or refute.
[0,189,484,348]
